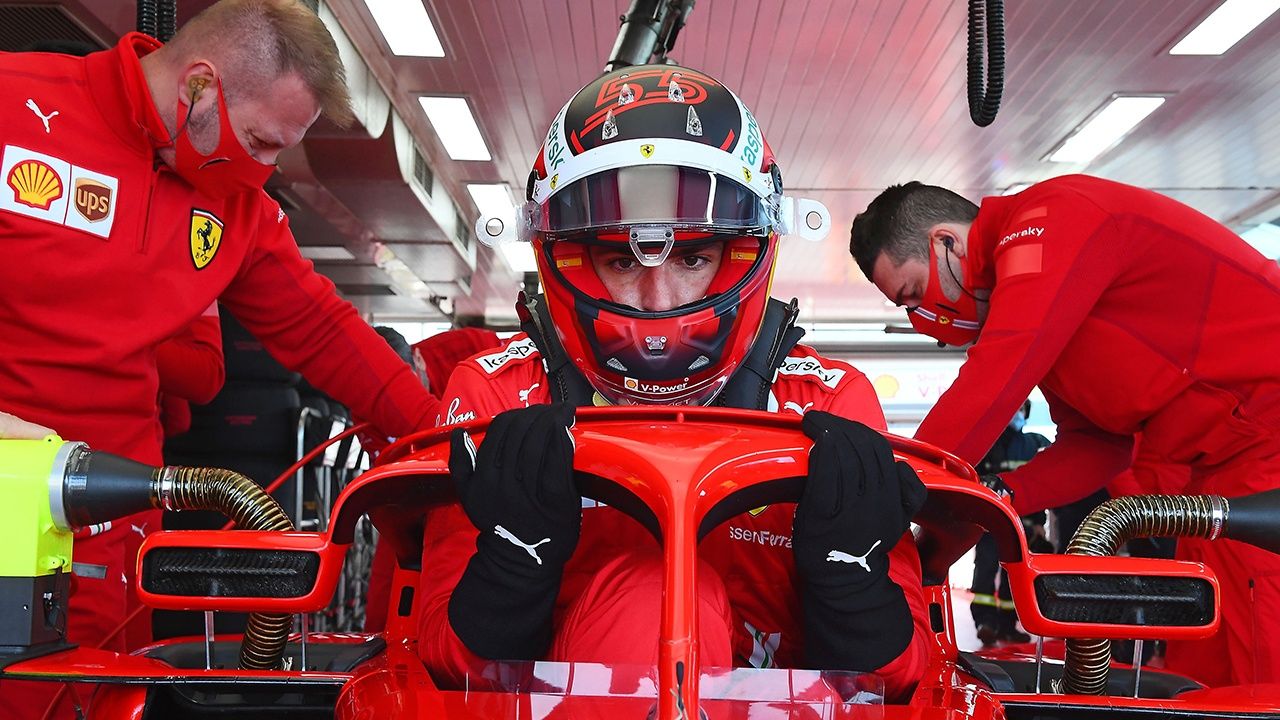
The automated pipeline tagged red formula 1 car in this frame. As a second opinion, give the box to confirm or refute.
[5,407,1280,719]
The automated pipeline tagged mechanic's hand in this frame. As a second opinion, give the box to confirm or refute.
[448,403,580,659]
[0,411,53,439]
[980,473,1014,502]
[792,411,927,671]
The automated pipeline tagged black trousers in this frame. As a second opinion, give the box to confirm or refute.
[970,533,1018,630]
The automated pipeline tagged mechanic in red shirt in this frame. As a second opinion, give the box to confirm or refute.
[413,327,501,399]
[0,1,437,712]
[415,64,930,701]
[849,176,1280,686]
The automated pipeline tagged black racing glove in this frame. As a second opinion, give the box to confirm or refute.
[792,411,928,671]
[447,403,580,660]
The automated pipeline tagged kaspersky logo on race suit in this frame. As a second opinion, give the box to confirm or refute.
[774,356,846,389]
[475,337,538,374]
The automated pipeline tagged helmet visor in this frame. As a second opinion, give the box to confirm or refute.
[544,234,768,319]
[534,165,779,237]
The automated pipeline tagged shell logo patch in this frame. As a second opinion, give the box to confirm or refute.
[8,159,63,210]
[73,178,112,222]
[190,209,224,270]
[639,144,655,158]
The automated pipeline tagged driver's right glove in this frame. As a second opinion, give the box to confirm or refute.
[792,412,927,671]
[447,403,581,660]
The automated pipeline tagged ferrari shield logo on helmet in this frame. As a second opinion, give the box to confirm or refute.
[190,209,224,270]
[640,144,655,158]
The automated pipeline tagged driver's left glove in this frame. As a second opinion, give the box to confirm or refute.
[792,411,927,671]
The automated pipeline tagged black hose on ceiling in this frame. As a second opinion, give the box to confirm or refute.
[158,0,177,43]
[967,0,1005,127]
[137,0,158,39]
[604,0,696,73]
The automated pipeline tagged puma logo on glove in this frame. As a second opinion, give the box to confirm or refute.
[495,524,551,565]
[825,539,881,572]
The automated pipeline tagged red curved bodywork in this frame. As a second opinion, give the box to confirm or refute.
[5,407,1279,718]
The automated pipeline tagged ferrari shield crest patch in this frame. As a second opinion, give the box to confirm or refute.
[190,209,223,270]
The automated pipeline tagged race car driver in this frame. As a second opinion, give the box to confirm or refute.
[849,176,1280,686]
[0,1,437,712]
[415,64,930,700]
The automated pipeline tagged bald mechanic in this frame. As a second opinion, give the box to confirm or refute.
[849,174,1280,686]
[0,0,436,712]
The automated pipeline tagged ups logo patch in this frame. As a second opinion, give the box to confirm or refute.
[74,178,111,222]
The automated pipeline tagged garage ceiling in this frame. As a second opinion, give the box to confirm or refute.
[11,0,1280,327]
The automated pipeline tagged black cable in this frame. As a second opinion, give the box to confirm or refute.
[967,0,1005,127]
[943,242,986,303]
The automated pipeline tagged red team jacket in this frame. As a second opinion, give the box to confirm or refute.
[156,305,225,439]
[913,175,1280,513]
[0,35,438,464]
[416,335,931,698]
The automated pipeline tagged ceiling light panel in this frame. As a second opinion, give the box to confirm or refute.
[1169,0,1280,56]
[466,183,514,219]
[418,96,492,161]
[362,0,444,57]
[1046,95,1167,164]
[499,242,538,274]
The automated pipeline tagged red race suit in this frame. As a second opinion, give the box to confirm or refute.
[416,334,930,700]
[913,174,1280,685]
[0,36,438,714]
